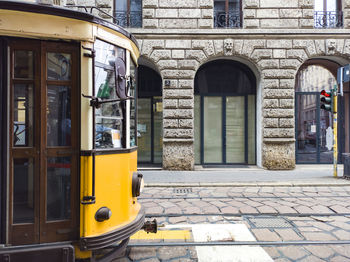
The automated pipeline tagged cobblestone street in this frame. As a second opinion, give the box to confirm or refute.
[115,185,350,262]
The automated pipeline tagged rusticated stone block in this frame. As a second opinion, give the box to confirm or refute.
[166,40,191,49]
[198,0,212,8]
[163,99,178,109]
[244,19,259,28]
[143,19,158,28]
[192,40,215,56]
[258,59,279,69]
[279,118,294,128]
[163,109,193,119]
[201,9,213,18]
[264,118,279,128]
[179,119,194,128]
[164,89,193,99]
[264,89,294,99]
[214,40,224,55]
[242,40,265,57]
[314,40,326,55]
[293,40,317,57]
[251,49,273,62]
[280,79,296,89]
[162,69,195,79]
[262,79,279,89]
[143,8,155,18]
[280,9,302,18]
[279,99,294,108]
[159,19,197,29]
[141,40,164,56]
[267,40,293,49]
[178,99,194,109]
[244,9,256,18]
[178,60,199,70]
[264,128,294,138]
[256,9,279,18]
[243,0,259,8]
[198,19,213,28]
[299,19,314,28]
[179,9,201,18]
[164,119,179,128]
[345,0,350,8]
[262,143,295,170]
[179,79,193,89]
[164,129,194,138]
[302,9,314,18]
[299,0,313,8]
[263,69,295,79]
[156,9,178,18]
[273,49,286,59]
[143,0,158,8]
[163,141,194,170]
[150,50,171,62]
[260,19,299,28]
[264,109,294,118]
[159,0,197,8]
[263,99,279,108]
[280,59,301,69]
[158,60,178,70]
[185,50,207,63]
[261,0,298,7]
[172,50,185,59]
[286,49,308,62]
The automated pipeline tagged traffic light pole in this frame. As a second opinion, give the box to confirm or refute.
[333,85,338,178]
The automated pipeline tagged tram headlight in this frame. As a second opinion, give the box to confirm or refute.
[132,172,144,197]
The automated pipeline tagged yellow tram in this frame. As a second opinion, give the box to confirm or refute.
[0,1,153,261]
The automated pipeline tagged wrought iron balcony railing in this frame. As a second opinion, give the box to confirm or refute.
[314,11,343,28]
[114,11,142,28]
[214,11,242,28]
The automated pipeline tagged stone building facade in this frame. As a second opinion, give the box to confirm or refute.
[63,0,350,170]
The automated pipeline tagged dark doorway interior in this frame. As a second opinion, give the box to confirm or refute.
[137,65,162,166]
[194,60,256,165]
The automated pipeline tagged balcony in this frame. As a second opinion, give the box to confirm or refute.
[114,11,142,28]
[214,11,242,28]
[314,11,343,28]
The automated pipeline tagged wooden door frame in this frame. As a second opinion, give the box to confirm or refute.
[8,38,80,245]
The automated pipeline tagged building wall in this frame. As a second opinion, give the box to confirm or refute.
[60,0,350,170]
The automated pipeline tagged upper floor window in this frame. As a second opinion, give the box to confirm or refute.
[314,0,343,28]
[114,0,142,28]
[214,0,242,28]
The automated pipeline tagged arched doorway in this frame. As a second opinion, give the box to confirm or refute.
[194,59,256,165]
[295,60,350,163]
[137,64,163,165]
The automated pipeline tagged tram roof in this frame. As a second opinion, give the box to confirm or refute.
[0,0,139,48]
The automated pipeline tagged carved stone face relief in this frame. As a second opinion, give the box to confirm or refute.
[224,39,233,55]
[327,39,337,55]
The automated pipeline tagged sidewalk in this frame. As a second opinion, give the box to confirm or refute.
[139,165,350,187]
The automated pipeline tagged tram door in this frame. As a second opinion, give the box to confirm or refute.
[8,39,79,245]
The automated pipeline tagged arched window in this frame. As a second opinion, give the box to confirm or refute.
[314,0,343,28]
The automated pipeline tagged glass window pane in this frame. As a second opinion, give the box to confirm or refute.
[154,97,163,164]
[94,40,126,149]
[47,157,71,221]
[248,95,256,164]
[226,96,245,163]
[137,98,152,162]
[47,85,71,147]
[47,53,71,81]
[194,95,201,164]
[13,158,34,224]
[13,84,34,147]
[130,60,137,147]
[14,50,33,79]
[204,97,222,163]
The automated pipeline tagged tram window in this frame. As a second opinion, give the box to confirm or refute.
[130,60,137,147]
[13,84,34,147]
[47,53,71,81]
[94,39,126,149]
[14,50,33,79]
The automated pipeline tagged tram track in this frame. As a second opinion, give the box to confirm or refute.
[139,195,350,200]
[145,212,350,217]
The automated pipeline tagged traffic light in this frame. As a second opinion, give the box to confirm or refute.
[320,89,333,112]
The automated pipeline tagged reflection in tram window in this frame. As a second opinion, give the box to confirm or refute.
[94,39,126,149]
[13,84,34,147]
[47,85,71,147]
[14,50,33,79]
[13,158,34,224]
[130,60,137,147]
[47,53,71,81]
[47,157,71,221]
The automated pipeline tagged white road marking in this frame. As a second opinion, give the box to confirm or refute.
[165,224,273,262]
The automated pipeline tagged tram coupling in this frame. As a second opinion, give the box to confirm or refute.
[142,219,158,234]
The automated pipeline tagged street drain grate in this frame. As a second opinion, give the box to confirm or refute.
[247,217,293,228]
[173,188,192,194]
